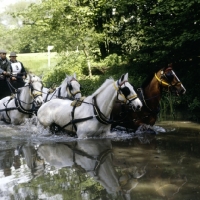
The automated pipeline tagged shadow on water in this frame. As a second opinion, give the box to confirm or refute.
[0,120,200,199]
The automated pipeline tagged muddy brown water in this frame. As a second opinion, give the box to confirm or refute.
[0,120,200,200]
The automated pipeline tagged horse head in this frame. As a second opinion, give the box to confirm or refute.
[116,73,142,111]
[26,74,44,107]
[64,73,82,99]
[156,64,186,96]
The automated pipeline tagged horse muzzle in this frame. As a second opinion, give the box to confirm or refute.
[75,93,82,100]
[34,96,44,107]
[130,99,142,112]
[175,86,186,96]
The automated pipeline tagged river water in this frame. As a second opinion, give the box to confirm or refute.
[0,119,199,200]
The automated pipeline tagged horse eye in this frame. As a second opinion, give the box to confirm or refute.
[120,87,130,96]
[165,72,174,81]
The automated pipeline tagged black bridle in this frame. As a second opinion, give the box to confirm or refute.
[0,82,43,123]
[43,78,81,102]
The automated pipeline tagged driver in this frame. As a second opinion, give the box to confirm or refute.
[0,49,11,79]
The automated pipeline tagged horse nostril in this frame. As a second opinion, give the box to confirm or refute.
[180,89,186,95]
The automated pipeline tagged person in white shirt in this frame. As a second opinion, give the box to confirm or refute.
[9,52,27,81]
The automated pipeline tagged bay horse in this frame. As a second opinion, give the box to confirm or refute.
[42,73,81,102]
[0,74,43,125]
[37,73,142,138]
[111,65,186,131]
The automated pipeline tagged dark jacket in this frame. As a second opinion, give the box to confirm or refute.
[0,58,11,74]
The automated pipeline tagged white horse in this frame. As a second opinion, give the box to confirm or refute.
[0,74,43,125]
[37,139,144,197]
[37,73,143,138]
[42,73,81,102]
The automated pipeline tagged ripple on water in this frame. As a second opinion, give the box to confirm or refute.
[0,118,179,145]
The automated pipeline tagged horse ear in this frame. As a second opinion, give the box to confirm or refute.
[66,74,69,78]
[168,63,173,68]
[73,73,77,79]
[124,73,128,81]
[120,74,125,82]
[120,73,128,82]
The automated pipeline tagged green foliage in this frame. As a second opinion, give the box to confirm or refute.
[18,52,59,75]
[42,52,87,87]
[188,97,200,112]
[1,0,200,117]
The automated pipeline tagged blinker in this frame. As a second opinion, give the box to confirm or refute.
[120,87,130,97]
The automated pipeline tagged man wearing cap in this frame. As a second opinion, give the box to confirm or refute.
[9,52,27,81]
[0,49,11,78]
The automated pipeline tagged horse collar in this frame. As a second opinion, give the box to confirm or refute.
[15,91,35,115]
[93,96,113,125]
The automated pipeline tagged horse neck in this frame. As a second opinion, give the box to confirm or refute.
[76,140,120,193]
[18,85,33,109]
[94,81,117,117]
[143,75,162,109]
[60,84,68,97]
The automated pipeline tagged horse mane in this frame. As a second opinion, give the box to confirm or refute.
[141,67,164,89]
[61,76,70,86]
[60,75,75,87]
[91,78,114,97]
[25,73,42,84]
[141,72,155,89]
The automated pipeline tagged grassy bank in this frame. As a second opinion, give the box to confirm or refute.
[17,52,60,76]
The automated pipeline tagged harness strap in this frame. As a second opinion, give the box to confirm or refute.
[57,87,61,98]
[155,73,170,86]
[71,103,77,131]
[49,89,57,101]
[0,107,18,112]
[4,98,14,123]
[93,149,112,176]
[60,116,94,131]
[15,93,35,115]
[137,88,153,112]
[93,96,113,125]
[44,91,50,102]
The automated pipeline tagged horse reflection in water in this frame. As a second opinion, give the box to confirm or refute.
[37,139,145,199]
[42,73,82,102]
[16,136,188,199]
[20,145,45,178]
[111,64,186,131]
[37,73,142,138]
